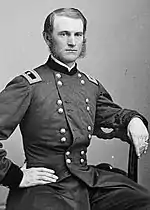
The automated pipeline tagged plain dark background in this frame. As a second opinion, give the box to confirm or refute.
[0,0,150,206]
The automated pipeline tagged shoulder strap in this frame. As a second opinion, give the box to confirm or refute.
[22,70,42,84]
[83,72,98,85]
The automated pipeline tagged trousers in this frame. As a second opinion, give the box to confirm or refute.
[6,171,150,210]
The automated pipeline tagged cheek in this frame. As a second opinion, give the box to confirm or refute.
[54,40,66,52]
[77,41,83,50]
[76,38,83,45]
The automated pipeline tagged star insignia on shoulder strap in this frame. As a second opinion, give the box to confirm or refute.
[22,70,42,84]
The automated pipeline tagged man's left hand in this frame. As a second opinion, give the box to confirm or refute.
[127,117,149,158]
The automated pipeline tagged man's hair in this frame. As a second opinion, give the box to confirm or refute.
[43,8,87,35]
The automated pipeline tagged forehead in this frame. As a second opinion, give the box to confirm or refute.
[53,15,83,32]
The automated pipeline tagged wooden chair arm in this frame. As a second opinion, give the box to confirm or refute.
[95,127,138,182]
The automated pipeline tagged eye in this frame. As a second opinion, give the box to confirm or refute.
[60,32,67,36]
[75,32,83,37]
[59,31,70,37]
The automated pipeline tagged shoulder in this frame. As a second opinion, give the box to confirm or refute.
[21,69,42,84]
[3,66,45,94]
[15,62,52,86]
[81,72,99,86]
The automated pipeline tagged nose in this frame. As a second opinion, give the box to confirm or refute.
[67,35,76,47]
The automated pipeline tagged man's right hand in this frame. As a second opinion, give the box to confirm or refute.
[19,166,59,188]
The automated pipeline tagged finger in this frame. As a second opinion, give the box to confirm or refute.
[142,135,149,143]
[38,175,58,182]
[37,169,59,179]
[134,138,149,157]
[34,167,55,174]
[140,142,148,152]
[144,144,148,154]
[43,171,58,179]
[37,180,54,185]
[134,145,140,158]
[38,173,58,181]
[29,180,52,187]
[138,146,147,157]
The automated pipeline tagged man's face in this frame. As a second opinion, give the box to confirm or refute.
[50,15,84,67]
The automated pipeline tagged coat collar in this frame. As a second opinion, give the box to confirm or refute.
[46,55,78,76]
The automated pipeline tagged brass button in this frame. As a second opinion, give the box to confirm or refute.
[81,80,85,85]
[60,137,66,142]
[78,73,82,78]
[81,150,85,155]
[80,158,84,163]
[86,106,90,111]
[88,134,92,139]
[57,99,63,106]
[56,73,61,78]
[66,151,70,156]
[66,159,71,164]
[85,98,89,103]
[57,81,63,86]
[87,126,92,131]
[60,128,66,134]
[58,108,64,114]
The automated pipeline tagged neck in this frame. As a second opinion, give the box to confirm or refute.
[51,55,75,71]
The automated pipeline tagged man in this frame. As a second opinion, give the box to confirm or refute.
[0,7,150,210]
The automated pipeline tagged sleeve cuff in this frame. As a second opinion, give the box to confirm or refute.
[129,115,148,128]
[121,110,148,129]
[1,163,23,189]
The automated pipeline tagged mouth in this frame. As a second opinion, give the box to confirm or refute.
[65,49,77,52]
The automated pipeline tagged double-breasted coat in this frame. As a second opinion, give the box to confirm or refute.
[0,56,150,210]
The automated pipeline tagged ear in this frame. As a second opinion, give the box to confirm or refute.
[43,32,51,46]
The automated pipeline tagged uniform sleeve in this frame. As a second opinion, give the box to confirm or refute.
[0,76,32,188]
[93,82,148,143]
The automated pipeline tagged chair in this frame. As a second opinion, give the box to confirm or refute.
[0,203,6,210]
[0,128,138,210]
[94,127,138,182]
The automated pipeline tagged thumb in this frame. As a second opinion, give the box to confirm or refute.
[127,130,140,158]
[21,161,27,170]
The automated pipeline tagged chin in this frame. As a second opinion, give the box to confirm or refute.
[63,55,78,62]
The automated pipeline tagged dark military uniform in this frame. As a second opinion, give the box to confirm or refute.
[0,56,150,209]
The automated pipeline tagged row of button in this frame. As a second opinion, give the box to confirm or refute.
[65,150,85,164]
[60,128,66,142]
[57,102,92,141]
[88,124,92,140]
[78,73,85,85]
[66,150,85,156]
[57,79,86,86]
[57,99,64,116]
[57,98,89,105]
[61,133,91,143]
[61,135,91,143]
[56,73,63,87]
[56,72,84,80]
[55,72,92,142]
[66,149,71,163]
[55,73,90,109]
[57,102,90,114]
[55,73,86,87]
[66,158,85,164]
[86,95,92,140]
[56,97,67,143]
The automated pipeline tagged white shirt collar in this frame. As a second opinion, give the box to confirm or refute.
[51,55,76,72]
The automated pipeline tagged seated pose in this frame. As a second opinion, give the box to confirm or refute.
[0,7,150,210]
